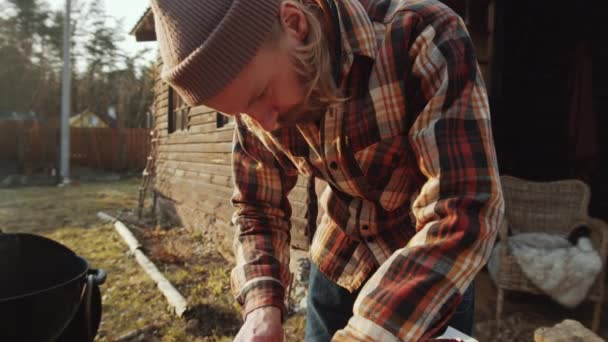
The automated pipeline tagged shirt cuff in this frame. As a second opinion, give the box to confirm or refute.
[241,278,286,322]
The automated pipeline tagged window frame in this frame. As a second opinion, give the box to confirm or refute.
[215,112,234,129]
[168,86,190,133]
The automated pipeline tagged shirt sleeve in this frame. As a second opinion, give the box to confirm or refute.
[333,12,505,341]
[229,117,299,320]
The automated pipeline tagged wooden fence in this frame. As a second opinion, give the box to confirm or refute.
[0,121,20,162]
[0,122,151,172]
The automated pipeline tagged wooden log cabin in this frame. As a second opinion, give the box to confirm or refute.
[130,0,607,261]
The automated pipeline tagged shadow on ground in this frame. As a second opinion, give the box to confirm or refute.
[184,303,241,338]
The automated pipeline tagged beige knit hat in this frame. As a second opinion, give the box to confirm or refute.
[151,0,282,106]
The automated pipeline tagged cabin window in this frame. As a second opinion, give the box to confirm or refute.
[168,86,190,133]
[216,112,234,129]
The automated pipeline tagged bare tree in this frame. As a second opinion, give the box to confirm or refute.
[0,0,154,128]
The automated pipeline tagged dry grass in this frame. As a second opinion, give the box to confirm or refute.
[0,179,172,340]
[0,179,139,233]
[0,179,306,341]
[46,225,173,340]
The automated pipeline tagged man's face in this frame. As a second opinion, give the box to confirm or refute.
[206,3,315,132]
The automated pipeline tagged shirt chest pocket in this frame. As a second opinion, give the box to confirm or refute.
[347,134,419,211]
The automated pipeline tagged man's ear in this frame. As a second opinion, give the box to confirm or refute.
[279,1,309,42]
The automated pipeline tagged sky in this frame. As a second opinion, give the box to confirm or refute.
[47,0,157,66]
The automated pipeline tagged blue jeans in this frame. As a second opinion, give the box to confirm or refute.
[305,263,475,341]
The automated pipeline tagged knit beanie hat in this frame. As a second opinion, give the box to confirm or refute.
[151,0,282,106]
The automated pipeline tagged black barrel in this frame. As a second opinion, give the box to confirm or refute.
[0,233,104,342]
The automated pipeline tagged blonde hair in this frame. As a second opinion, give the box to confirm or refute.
[267,0,344,113]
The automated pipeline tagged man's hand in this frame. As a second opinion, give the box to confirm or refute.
[234,306,284,342]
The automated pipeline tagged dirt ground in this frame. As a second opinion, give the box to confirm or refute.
[0,179,605,341]
[473,268,607,341]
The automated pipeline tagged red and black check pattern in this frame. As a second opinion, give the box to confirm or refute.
[230,0,504,340]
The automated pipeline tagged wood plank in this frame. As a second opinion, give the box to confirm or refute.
[189,121,236,135]
[187,131,234,144]
[189,105,215,116]
[155,97,168,107]
[156,159,232,176]
[157,166,308,213]
[166,178,234,201]
[157,158,309,201]
[188,113,217,126]
[158,131,189,144]
[160,133,190,145]
[187,193,234,209]
[165,152,230,164]
[170,167,230,185]
[188,121,218,134]
[156,130,233,145]
[155,81,167,91]
[162,161,232,180]
[157,151,231,165]
[156,89,169,102]
[156,115,168,124]
[160,174,308,220]
[196,201,234,221]
[156,97,169,109]
[185,177,234,201]
[154,110,166,120]
[155,183,309,251]
[160,187,234,220]
[112,219,189,317]
[215,124,236,133]
[157,142,232,153]
[158,162,233,186]
[194,172,233,188]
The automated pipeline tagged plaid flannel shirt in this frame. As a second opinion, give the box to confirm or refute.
[229,0,504,340]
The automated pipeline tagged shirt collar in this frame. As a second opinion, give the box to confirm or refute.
[333,0,377,76]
